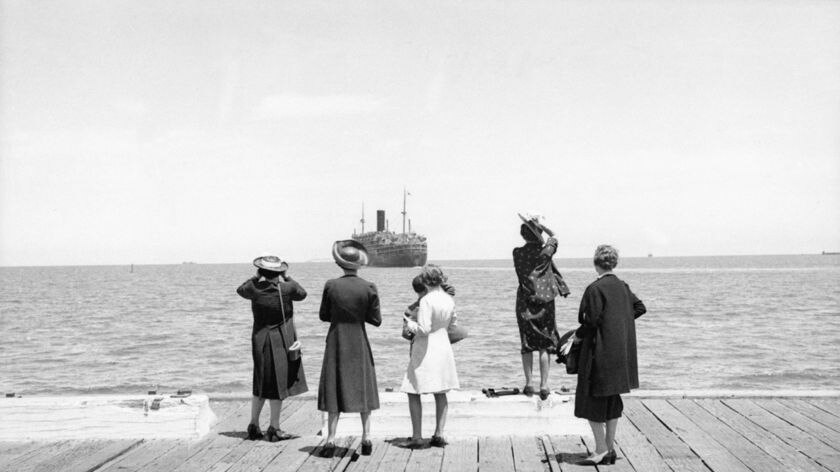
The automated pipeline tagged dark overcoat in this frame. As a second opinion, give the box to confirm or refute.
[513,237,568,353]
[574,274,646,399]
[317,275,382,413]
[237,276,308,400]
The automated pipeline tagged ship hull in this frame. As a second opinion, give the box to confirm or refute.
[352,235,428,267]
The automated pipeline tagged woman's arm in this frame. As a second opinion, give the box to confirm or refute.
[366,284,382,327]
[318,282,331,322]
[284,277,307,301]
[236,275,260,299]
[539,237,559,261]
[626,284,646,319]
[407,297,433,335]
[575,285,602,338]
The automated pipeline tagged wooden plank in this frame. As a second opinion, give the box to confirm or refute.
[644,399,752,472]
[544,435,592,471]
[0,442,42,470]
[538,436,561,472]
[440,438,477,472]
[333,437,361,472]
[345,439,390,472]
[5,441,79,472]
[811,399,840,418]
[723,399,840,471]
[783,399,840,432]
[48,439,140,472]
[757,400,840,447]
[225,441,284,472]
[371,438,412,472]
[479,436,514,472]
[171,436,244,472]
[262,436,323,472]
[669,399,787,472]
[297,435,357,472]
[280,401,322,437]
[205,440,256,472]
[612,412,674,472]
[510,435,549,472]
[580,436,634,472]
[622,400,707,472]
[695,399,831,472]
[98,440,182,471]
[404,440,444,472]
[135,440,197,472]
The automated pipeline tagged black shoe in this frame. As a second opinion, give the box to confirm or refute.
[539,389,550,401]
[522,385,535,397]
[246,423,263,440]
[321,441,336,458]
[265,425,294,442]
[576,450,609,465]
[430,435,447,448]
[600,450,617,465]
[360,439,372,456]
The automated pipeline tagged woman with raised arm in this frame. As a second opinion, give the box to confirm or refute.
[513,213,570,400]
[573,245,646,465]
[237,255,308,442]
[317,240,381,457]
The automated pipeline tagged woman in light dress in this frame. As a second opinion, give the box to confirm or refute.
[400,264,460,448]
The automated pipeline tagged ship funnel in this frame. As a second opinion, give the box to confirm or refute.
[376,210,385,232]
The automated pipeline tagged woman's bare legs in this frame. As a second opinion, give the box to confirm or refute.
[605,418,619,452]
[268,400,282,429]
[521,352,534,389]
[360,411,371,442]
[588,420,609,454]
[538,349,550,391]
[250,396,265,426]
[433,393,448,437]
[408,393,423,439]
[326,412,340,443]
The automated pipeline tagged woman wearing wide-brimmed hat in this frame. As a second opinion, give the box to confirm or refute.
[237,255,308,442]
[513,213,570,400]
[317,240,381,457]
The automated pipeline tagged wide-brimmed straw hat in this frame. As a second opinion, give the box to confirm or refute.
[253,254,289,273]
[332,240,369,270]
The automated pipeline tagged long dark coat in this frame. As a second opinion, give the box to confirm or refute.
[574,274,646,403]
[237,276,308,400]
[317,275,382,413]
[513,237,568,353]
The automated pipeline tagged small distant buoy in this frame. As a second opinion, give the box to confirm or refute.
[385,387,394,392]
[5,393,15,398]
[147,390,157,395]
[177,389,192,395]
[560,386,569,393]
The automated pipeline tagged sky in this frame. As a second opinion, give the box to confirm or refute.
[1,0,839,266]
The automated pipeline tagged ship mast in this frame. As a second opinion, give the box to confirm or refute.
[360,202,365,234]
[401,188,407,234]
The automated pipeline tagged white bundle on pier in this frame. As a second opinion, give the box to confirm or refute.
[0,394,216,441]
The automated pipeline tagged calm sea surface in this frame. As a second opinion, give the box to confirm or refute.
[1,255,839,395]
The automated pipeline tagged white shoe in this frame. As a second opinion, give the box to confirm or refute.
[576,450,608,465]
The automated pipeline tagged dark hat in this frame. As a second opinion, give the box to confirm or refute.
[253,254,288,273]
[332,240,369,270]
[517,213,544,242]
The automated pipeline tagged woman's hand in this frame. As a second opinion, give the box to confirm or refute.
[572,334,582,344]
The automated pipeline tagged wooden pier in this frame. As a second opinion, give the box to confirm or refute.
[1,395,839,471]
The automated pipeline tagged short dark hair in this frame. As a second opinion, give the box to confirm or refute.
[411,275,425,294]
[258,268,283,279]
[593,245,619,270]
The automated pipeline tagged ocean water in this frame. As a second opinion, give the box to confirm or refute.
[1,255,839,395]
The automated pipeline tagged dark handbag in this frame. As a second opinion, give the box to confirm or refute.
[402,306,416,341]
[565,341,581,375]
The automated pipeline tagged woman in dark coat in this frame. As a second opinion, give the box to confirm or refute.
[572,245,646,465]
[237,255,308,442]
[318,240,381,457]
[513,213,570,400]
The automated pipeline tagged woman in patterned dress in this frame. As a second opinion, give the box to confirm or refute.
[513,214,569,400]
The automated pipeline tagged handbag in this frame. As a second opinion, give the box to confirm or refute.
[402,306,416,341]
[565,341,581,375]
[278,284,301,362]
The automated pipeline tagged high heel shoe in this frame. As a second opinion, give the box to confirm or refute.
[576,450,609,465]
[600,450,617,465]
[320,441,336,458]
[538,388,550,401]
[246,423,263,440]
[360,440,372,456]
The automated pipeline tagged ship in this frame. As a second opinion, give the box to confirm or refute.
[352,190,428,267]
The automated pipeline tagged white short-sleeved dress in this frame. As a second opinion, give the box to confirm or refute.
[400,288,460,394]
